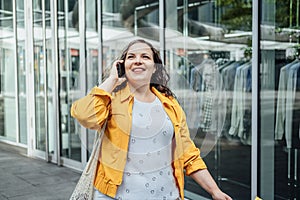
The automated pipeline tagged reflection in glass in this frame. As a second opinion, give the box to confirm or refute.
[17,45,27,144]
[164,1,252,199]
[0,48,17,142]
[34,45,46,151]
[58,0,82,161]
[0,1,17,142]
[45,0,55,156]
[33,0,46,151]
[16,0,27,144]
[261,1,300,199]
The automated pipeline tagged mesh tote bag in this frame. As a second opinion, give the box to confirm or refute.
[70,121,107,200]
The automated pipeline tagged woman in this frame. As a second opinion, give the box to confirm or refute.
[71,39,232,200]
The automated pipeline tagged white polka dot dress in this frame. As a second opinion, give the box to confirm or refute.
[94,97,180,200]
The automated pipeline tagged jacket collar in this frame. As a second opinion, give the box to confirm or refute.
[119,84,133,103]
[151,87,176,107]
[118,84,176,107]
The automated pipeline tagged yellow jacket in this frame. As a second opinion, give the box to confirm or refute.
[71,85,207,200]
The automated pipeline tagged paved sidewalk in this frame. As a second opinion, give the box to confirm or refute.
[0,142,211,200]
[0,142,80,200]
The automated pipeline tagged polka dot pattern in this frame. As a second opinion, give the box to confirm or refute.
[115,97,180,200]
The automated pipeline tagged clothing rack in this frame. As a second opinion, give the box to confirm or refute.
[213,59,252,190]
[214,137,250,189]
[275,56,300,199]
[287,148,300,199]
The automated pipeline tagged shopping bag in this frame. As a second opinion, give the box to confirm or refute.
[69,122,106,200]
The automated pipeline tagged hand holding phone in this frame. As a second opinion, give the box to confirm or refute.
[117,62,125,78]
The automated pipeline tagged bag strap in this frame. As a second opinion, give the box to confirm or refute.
[85,120,107,173]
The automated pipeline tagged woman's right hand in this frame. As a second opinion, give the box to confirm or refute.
[98,60,126,93]
[109,60,126,86]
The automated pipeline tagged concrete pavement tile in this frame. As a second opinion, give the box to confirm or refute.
[39,168,80,182]
[1,183,39,198]
[0,143,82,199]
[37,181,76,199]
[0,194,9,200]
[7,191,62,200]
[15,172,68,187]
[0,174,30,192]
[41,164,79,179]
[0,158,43,174]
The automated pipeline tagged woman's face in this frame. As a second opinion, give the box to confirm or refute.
[124,42,156,86]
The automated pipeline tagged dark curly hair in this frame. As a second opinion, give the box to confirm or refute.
[113,39,174,98]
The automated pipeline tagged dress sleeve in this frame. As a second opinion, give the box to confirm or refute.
[71,86,112,130]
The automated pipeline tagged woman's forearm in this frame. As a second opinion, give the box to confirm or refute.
[190,169,220,195]
[190,169,232,200]
[98,76,119,94]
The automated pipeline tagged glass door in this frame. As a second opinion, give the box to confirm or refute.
[29,0,86,167]
[33,45,47,152]
[57,0,85,167]
[164,1,252,199]
[30,0,48,159]
[259,0,300,199]
[30,0,58,163]
[0,0,18,143]
[59,47,82,162]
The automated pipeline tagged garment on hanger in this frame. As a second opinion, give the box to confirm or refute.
[194,59,226,136]
[238,63,252,145]
[285,62,300,148]
[275,60,300,148]
[229,62,251,139]
[190,66,203,92]
[200,83,213,132]
[221,61,246,138]
[275,59,298,141]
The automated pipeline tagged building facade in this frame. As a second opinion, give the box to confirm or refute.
[0,0,299,199]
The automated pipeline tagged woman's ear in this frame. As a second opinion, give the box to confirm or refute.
[153,66,157,74]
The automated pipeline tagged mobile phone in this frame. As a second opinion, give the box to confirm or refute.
[117,62,125,77]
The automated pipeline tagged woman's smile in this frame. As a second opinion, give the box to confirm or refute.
[124,42,156,85]
[131,67,146,73]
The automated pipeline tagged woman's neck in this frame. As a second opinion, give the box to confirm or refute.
[129,84,155,102]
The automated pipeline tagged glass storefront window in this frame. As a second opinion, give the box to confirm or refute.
[86,0,99,156]
[15,0,27,146]
[164,1,252,199]
[2,0,300,199]
[0,48,17,142]
[58,0,83,162]
[45,0,55,157]
[260,0,300,199]
[0,1,18,142]
[33,0,46,151]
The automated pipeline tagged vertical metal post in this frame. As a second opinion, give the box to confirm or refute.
[297,0,299,27]
[79,0,87,166]
[134,9,137,36]
[159,0,165,64]
[98,0,103,82]
[64,0,71,160]
[51,0,61,165]
[252,0,260,199]
[25,0,35,157]
[290,0,293,28]
[12,0,20,144]
[182,0,188,68]
[41,0,50,162]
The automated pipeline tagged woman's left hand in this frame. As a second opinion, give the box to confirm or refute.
[212,190,232,200]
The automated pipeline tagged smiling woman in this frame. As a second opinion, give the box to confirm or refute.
[112,39,174,99]
[122,42,157,98]
[71,39,232,200]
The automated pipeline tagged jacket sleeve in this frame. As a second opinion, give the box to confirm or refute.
[177,106,207,175]
[71,86,112,130]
